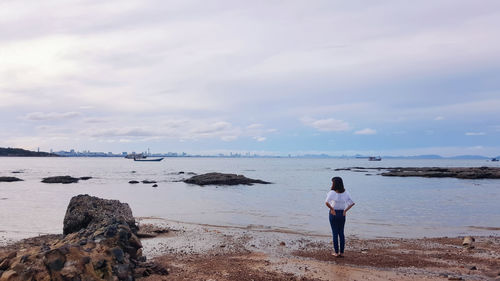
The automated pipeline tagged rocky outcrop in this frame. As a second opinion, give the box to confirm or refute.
[0,177,23,182]
[141,180,156,184]
[63,195,137,235]
[380,167,500,179]
[335,167,500,179]
[0,195,168,280]
[42,176,80,184]
[184,172,271,186]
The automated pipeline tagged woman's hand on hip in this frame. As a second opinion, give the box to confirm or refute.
[330,209,335,215]
[343,210,347,216]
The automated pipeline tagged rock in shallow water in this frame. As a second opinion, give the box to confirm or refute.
[41,175,80,184]
[0,177,23,182]
[183,172,271,186]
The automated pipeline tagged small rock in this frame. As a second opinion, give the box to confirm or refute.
[463,236,475,247]
[42,176,79,184]
[129,180,140,184]
[448,277,464,281]
[142,180,157,184]
[279,242,286,246]
[81,256,91,264]
[0,176,23,182]
[110,247,125,263]
[152,184,158,187]
[44,249,66,271]
[79,176,92,180]
[469,266,477,270]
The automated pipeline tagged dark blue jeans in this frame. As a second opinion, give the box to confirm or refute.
[329,210,346,254]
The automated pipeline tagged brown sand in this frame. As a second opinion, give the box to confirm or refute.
[137,218,500,281]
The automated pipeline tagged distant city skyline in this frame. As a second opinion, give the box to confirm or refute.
[1,1,499,157]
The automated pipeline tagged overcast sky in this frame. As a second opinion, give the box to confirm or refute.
[1,0,499,156]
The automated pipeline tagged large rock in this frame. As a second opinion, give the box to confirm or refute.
[380,167,500,179]
[42,176,80,184]
[0,177,23,182]
[336,166,500,179]
[184,172,271,186]
[0,195,168,280]
[63,194,136,235]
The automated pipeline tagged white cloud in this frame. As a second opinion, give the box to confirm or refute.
[434,116,444,120]
[191,121,232,135]
[221,135,237,142]
[247,123,263,129]
[25,111,81,121]
[254,136,267,142]
[301,117,350,132]
[354,128,377,135]
[84,118,108,123]
[465,132,486,136]
[84,127,155,137]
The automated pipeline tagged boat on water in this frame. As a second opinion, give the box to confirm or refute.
[125,153,146,159]
[492,158,499,162]
[368,156,382,161]
[133,157,164,162]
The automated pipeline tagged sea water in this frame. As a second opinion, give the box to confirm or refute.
[0,157,499,241]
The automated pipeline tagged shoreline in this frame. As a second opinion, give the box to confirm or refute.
[2,218,499,280]
[137,218,500,280]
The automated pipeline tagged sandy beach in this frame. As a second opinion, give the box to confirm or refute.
[1,217,499,280]
[134,218,500,281]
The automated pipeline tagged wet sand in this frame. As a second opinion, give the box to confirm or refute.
[137,218,500,281]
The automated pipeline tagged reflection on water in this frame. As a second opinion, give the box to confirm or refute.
[0,157,499,241]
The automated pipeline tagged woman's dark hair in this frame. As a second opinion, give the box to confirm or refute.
[331,177,345,193]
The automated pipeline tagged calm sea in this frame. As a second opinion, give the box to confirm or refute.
[1,157,499,242]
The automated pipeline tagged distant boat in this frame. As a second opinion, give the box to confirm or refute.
[133,157,164,162]
[125,153,146,159]
[368,156,382,161]
[492,158,499,162]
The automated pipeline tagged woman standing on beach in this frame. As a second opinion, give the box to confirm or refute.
[325,177,355,257]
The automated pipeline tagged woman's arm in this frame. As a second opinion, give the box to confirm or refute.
[325,202,335,215]
[343,202,355,216]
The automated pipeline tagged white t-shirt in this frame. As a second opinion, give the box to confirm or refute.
[325,191,354,210]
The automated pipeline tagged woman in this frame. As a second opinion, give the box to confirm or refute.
[325,176,355,257]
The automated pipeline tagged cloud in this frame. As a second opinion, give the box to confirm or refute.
[84,118,108,123]
[253,136,267,142]
[354,128,377,135]
[191,121,232,135]
[301,117,350,132]
[465,132,486,136]
[247,123,263,129]
[221,135,238,142]
[1,1,499,156]
[85,127,155,137]
[25,111,81,121]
